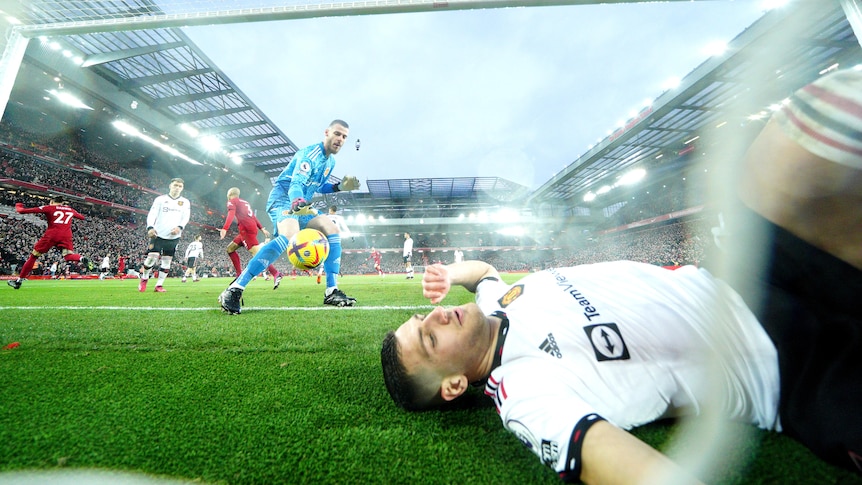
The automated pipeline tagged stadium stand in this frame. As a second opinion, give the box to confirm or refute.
[2,0,862,283]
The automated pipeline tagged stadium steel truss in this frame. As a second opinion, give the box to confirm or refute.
[1,0,862,230]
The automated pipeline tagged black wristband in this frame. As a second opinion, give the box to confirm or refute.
[559,414,605,483]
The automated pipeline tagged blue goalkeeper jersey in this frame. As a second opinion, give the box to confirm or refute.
[266,142,337,212]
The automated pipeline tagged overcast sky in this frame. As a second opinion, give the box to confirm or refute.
[184,2,768,190]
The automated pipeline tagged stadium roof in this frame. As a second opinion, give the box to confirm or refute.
[528,0,862,208]
[365,176,529,201]
[2,0,707,191]
[3,2,301,189]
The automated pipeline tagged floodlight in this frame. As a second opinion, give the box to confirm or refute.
[112,120,141,136]
[200,136,221,152]
[179,123,199,138]
[617,168,646,186]
[48,89,92,110]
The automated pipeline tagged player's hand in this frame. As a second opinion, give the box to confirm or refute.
[219,229,227,240]
[289,198,318,216]
[262,229,271,238]
[14,202,23,212]
[340,175,360,191]
[290,197,308,212]
[422,264,451,304]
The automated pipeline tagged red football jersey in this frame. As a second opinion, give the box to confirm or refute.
[17,203,84,237]
[223,197,262,233]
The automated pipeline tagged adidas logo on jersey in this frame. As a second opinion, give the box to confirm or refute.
[539,333,562,359]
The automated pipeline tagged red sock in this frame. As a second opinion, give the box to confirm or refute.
[268,265,279,277]
[18,255,38,278]
[228,251,242,276]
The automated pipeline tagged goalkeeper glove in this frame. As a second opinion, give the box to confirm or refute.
[289,198,317,215]
[339,175,361,191]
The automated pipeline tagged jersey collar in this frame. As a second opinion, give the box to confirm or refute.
[471,310,509,388]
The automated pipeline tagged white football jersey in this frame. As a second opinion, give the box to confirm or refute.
[185,241,203,259]
[147,194,191,240]
[403,237,413,256]
[475,261,779,476]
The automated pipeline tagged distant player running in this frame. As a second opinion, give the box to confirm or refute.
[369,247,384,277]
[116,255,126,279]
[403,232,414,279]
[182,235,204,282]
[219,187,282,289]
[7,196,89,289]
[99,254,111,280]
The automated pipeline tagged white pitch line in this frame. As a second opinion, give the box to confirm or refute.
[0,305,435,311]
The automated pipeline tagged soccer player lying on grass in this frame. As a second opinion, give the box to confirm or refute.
[380,69,862,484]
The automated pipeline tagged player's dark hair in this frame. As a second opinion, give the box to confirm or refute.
[329,119,349,129]
[170,177,184,185]
[381,331,424,411]
[329,205,338,213]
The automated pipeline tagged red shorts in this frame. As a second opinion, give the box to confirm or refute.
[233,228,260,250]
[33,232,73,254]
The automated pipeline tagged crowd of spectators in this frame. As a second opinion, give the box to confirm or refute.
[0,123,227,228]
[0,119,717,279]
[333,218,712,275]
[1,192,714,279]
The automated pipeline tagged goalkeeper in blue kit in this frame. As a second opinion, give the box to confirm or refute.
[219,119,361,314]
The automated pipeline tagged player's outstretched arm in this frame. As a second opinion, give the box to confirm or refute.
[423,261,500,303]
[580,421,704,485]
[14,203,37,214]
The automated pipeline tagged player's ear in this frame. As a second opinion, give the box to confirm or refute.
[440,374,469,401]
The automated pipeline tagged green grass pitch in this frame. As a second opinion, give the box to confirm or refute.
[0,275,858,484]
